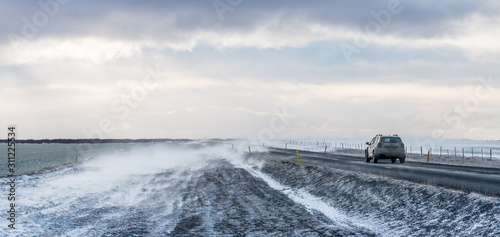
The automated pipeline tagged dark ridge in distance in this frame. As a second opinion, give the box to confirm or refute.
[0,138,196,144]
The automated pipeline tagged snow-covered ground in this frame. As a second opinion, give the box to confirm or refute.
[256,155,500,237]
[1,141,498,236]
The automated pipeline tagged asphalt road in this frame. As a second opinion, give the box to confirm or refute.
[263,148,500,197]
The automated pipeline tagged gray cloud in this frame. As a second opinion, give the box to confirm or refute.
[1,0,499,140]
[2,0,497,45]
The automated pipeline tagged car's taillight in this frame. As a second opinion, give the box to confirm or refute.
[401,143,404,148]
[378,143,382,147]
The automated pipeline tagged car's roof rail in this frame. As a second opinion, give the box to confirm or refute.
[392,134,398,136]
[376,134,383,136]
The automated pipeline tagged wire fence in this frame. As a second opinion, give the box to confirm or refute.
[3,140,498,177]
[0,143,150,177]
[406,146,500,160]
[1,141,196,177]
[0,143,105,177]
[278,140,500,160]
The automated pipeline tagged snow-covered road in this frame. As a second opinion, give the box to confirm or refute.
[1,143,499,236]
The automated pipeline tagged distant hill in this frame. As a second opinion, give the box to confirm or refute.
[0,138,193,144]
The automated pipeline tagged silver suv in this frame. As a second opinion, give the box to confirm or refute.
[365,134,406,163]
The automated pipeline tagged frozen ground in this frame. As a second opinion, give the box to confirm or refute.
[1,142,499,236]
[256,155,500,236]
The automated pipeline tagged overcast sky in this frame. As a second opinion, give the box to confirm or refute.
[1,0,499,140]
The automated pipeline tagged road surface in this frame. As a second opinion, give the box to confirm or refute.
[264,147,500,196]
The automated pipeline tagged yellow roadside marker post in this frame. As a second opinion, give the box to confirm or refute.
[427,150,430,163]
[285,143,287,149]
[249,146,251,154]
[324,146,327,154]
[296,150,300,164]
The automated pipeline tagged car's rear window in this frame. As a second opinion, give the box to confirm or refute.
[380,137,401,143]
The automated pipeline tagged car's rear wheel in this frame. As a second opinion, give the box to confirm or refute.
[391,158,396,163]
[365,150,371,162]
[400,158,405,164]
